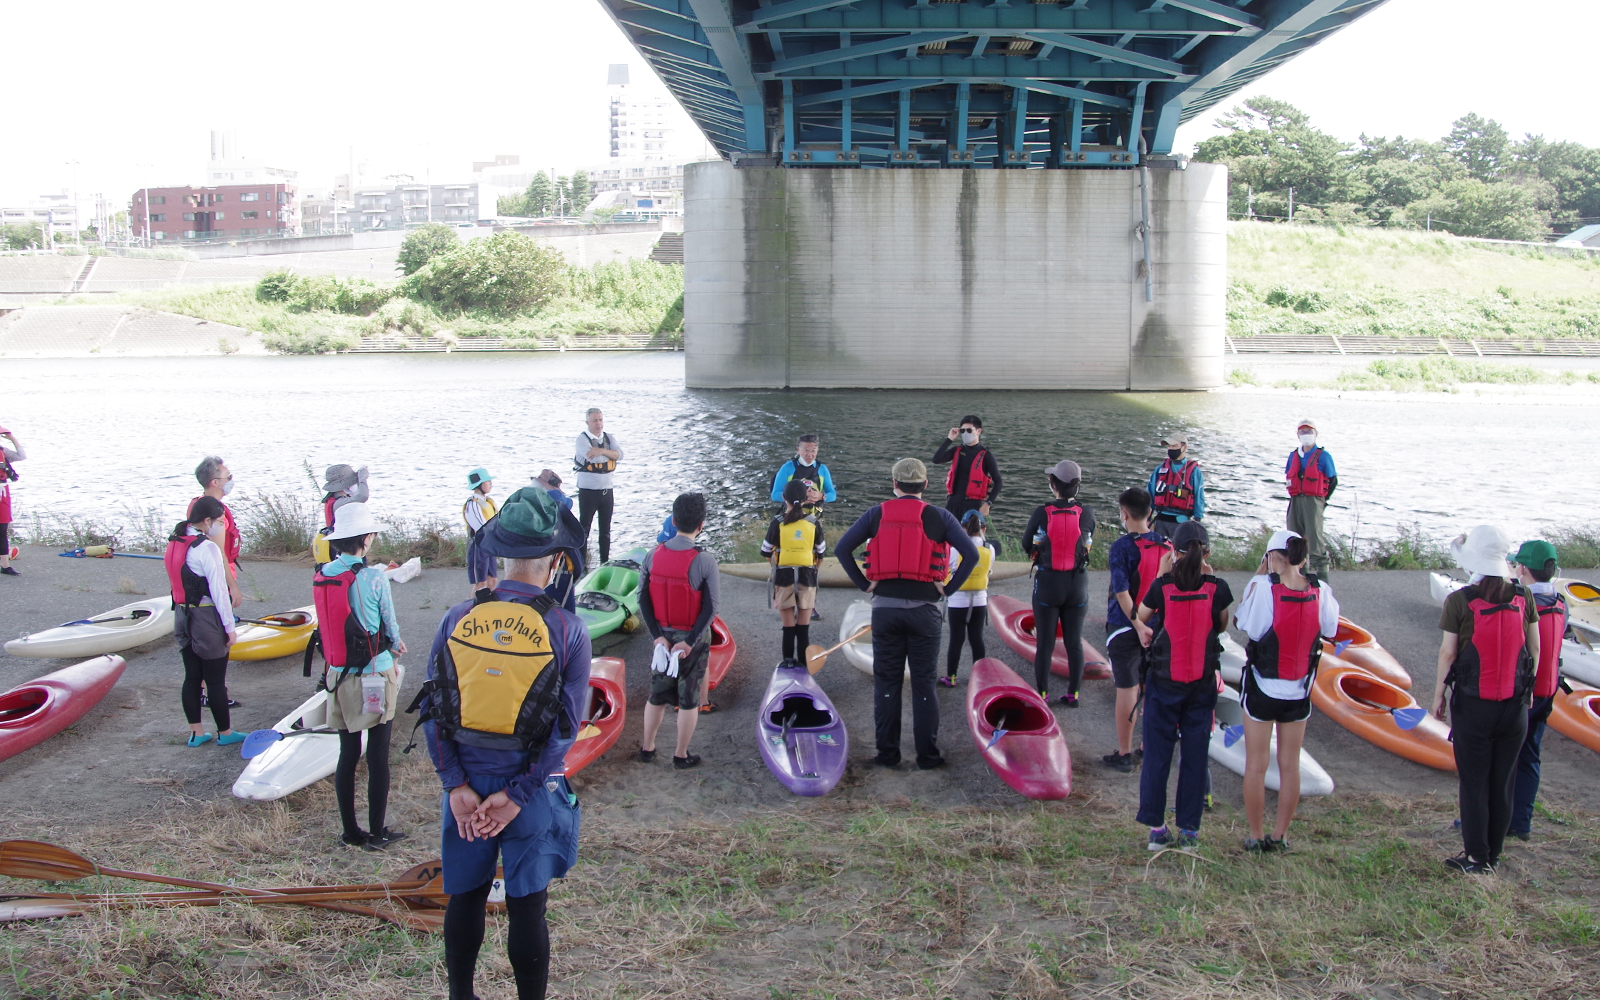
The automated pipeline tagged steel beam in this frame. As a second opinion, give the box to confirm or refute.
[765,32,972,74]
[685,0,769,150]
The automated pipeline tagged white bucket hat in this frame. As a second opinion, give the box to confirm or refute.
[1450,524,1513,579]
[327,502,390,541]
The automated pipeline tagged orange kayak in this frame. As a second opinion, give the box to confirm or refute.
[707,616,736,690]
[561,657,626,776]
[1322,618,1411,690]
[1311,661,1455,771]
[1548,685,1600,754]
[988,595,1111,681]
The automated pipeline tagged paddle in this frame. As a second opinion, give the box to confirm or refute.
[803,624,871,675]
[1224,701,1426,749]
[57,548,163,560]
[235,616,306,628]
[58,609,153,627]
[240,727,334,759]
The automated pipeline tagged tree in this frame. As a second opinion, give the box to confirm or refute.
[1406,178,1548,241]
[1445,113,1511,182]
[555,176,572,216]
[569,171,592,214]
[396,223,462,276]
[523,173,554,217]
[496,193,527,217]
[1193,97,1363,215]
[404,232,566,313]
[2,223,43,250]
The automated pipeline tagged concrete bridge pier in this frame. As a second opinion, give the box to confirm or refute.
[683,160,1227,391]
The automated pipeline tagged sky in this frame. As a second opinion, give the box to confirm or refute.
[3,0,1596,213]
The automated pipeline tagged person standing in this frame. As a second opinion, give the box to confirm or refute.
[942,510,997,687]
[1284,420,1337,579]
[463,468,499,593]
[1430,525,1538,874]
[1133,520,1232,852]
[314,503,408,851]
[164,496,242,748]
[1147,439,1204,541]
[836,458,979,770]
[190,456,244,609]
[761,480,826,667]
[574,408,623,564]
[770,433,837,513]
[418,487,589,1000]
[1233,530,1340,852]
[0,426,25,576]
[932,415,1001,522]
[1021,461,1096,707]
[313,464,369,565]
[1508,540,1565,842]
[637,493,720,768]
[1101,487,1170,772]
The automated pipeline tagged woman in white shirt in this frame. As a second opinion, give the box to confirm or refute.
[942,510,999,687]
[1233,529,1340,851]
[164,496,241,748]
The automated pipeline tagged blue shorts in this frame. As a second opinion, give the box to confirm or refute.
[440,773,581,896]
[466,536,499,585]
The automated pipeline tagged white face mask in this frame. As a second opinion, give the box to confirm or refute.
[205,520,225,541]
[221,479,235,496]
[960,431,977,446]
[1298,433,1316,448]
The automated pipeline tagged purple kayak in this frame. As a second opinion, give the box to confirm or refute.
[756,663,849,796]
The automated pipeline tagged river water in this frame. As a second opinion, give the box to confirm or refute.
[4,352,1586,558]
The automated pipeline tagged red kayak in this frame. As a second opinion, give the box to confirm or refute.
[0,655,125,763]
[965,658,1072,800]
[988,594,1111,681]
[707,616,737,690]
[561,657,626,776]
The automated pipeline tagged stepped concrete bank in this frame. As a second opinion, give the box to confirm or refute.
[683,160,1227,390]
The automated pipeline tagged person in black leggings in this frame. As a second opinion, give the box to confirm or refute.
[1020,461,1096,706]
[943,510,997,685]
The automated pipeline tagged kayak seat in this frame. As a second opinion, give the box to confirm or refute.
[586,688,615,724]
[1338,673,1407,712]
[770,695,833,730]
[982,695,1051,734]
[577,592,620,613]
[0,688,48,726]
[1017,612,1067,640]
[607,558,642,572]
[267,614,310,627]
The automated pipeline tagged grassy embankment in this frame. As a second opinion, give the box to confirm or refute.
[2,771,1596,999]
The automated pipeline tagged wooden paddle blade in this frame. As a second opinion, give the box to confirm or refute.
[0,840,98,881]
[804,644,827,675]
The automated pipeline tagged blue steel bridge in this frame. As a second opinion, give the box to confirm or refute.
[594,0,1385,168]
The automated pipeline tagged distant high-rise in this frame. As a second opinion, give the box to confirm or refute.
[607,63,674,161]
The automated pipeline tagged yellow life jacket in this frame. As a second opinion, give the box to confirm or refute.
[776,516,819,568]
[311,530,332,565]
[577,432,617,474]
[948,541,994,592]
[434,595,568,750]
[462,493,498,534]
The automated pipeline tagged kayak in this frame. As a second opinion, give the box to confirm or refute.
[3,598,174,659]
[1322,618,1411,690]
[1310,660,1454,771]
[1218,632,1247,686]
[1561,638,1600,688]
[1555,578,1600,635]
[707,616,736,690]
[988,594,1112,681]
[574,547,646,639]
[229,606,316,662]
[1208,683,1335,796]
[1429,571,1464,606]
[756,661,848,796]
[233,687,366,801]
[839,600,908,681]
[1547,682,1600,754]
[0,656,125,764]
[561,657,626,776]
[965,657,1072,800]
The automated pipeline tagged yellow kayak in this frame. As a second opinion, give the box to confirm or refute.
[230,606,317,662]
[1556,579,1600,636]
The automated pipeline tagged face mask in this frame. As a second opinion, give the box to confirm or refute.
[1298,433,1316,448]
[205,521,225,541]
[960,431,977,446]
[1167,449,1183,462]
[221,480,235,496]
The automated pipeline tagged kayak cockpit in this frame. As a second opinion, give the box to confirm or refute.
[0,688,50,727]
[769,695,833,730]
[586,687,615,725]
[1338,672,1408,712]
[981,695,1052,735]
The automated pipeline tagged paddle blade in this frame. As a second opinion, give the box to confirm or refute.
[240,729,286,759]
[1391,707,1429,731]
[58,549,86,558]
[984,728,1009,751]
[1333,639,1353,657]
[575,724,602,741]
[804,644,826,675]
[1223,725,1245,749]
[0,840,97,881]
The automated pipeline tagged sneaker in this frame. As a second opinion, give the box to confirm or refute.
[1147,826,1176,852]
[1058,693,1079,708]
[870,754,901,769]
[1101,751,1136,773]
[937,676,955,688]
[216,731,246,746]
[0,567,19,576]
[1263,836,1288,853]
[810,609,823,621]
[185,732,214,748]
[199,697,243,709]
[1204,793,1214,811]
[1243,837,1265,853]
[673,754,701,770]
[1510,830,1531,842]
[1175,829,1200,852]
[339,831,369,849]
[916,756,947,770]
[778,657,801,670]
[364,828,408,851]
[636,748,657,763]
[1443,852,1493,875]
[1134,748,1144,761]
[698,702,718,714]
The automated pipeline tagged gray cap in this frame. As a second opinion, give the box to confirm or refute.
[1045,460,1081,482]
[891,457,928,483]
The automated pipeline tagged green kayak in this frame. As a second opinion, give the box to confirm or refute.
[575,547,646,639]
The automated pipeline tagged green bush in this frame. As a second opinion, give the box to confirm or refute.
[251,272,394,316]
[405,232,565,314]
[1264,285,1329,313]
[255,270,298,302]
[396,223,461,276]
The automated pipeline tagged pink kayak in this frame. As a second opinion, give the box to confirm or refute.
[988,594,1111,681]
[0,656,125,763]
[965,657,1072,800]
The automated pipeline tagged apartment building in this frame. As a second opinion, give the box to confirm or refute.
[346,182,484,230]
[129,182,298,241]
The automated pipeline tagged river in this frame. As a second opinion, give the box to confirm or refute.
[3,352,1586,558]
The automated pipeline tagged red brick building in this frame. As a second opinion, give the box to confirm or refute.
[130,182,298,242]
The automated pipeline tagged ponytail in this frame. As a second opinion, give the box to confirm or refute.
[781,501,806,525]
[1173,540,1206,591]
[174,496,225,540]
[1279,535,1308,567]
[1477,575,1516,605]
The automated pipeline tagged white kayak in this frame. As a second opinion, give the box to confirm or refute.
[840,600,909,681]
[233,688,363,802]
[1429,571,1465,606]
[4,598,174,658]
[1208,683,1335,796]
[1430,573,1600,688]
[1219,632,1247,687]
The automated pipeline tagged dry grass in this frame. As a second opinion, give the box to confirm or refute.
[2,756,1596,1000]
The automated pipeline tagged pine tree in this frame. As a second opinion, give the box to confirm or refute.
[524,172,553,217]
[569,171,592,214]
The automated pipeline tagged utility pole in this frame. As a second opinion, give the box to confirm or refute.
[1287,186,1294,223]
[1426,211,1431,232]
[1246,184,1254,219]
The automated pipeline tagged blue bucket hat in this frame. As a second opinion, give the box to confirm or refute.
[473,487,586,573]
[467,467,494,490]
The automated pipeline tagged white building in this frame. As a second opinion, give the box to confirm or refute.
[0,193,79,243]
[202,130,296,185]
[607,63,677,161]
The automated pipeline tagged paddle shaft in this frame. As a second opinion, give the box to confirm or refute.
[804,624,871,673]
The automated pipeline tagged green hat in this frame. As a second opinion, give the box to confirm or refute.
[474,486,586,568]
[467,467,493,489]
[1511,539,1558,570]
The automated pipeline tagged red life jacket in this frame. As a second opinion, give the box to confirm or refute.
[1043,503,1085,572]
[944,446,992,502]
[311,561,388,672]
[647,544,703,632]
[864,496,950,583]
[323,494,340,528]
[190,496,241,566]
[163,533,209,607]
[1286,448,1331,499]
[1449,586,1535,702]
[1246,576,1323,682]
[1533,594,1566,699]
[1146,579,1220,685]
[1151,459,1198,515]
[1131,534,1171,608]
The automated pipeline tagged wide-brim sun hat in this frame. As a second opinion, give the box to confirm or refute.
[322,464,363,494]
[473,486,587,573]
[327,502,389,540]
[1450,524,1514,578]
[467,467,494,490]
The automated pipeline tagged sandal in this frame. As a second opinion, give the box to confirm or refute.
[698,702,719,714]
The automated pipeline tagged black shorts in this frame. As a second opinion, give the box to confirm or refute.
[1241,669,1312,724]
[647,633,710,710]
[1107,629,1144,689]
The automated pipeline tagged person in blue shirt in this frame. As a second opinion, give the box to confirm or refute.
[1102,487,1171,773]
[770,433,837,510]
[421,488,589,1000]
[1284,419,1338,579]
[1147,438,1204,540]
[532,469,574,512]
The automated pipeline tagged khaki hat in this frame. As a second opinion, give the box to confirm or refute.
[1297,418,1317,431]
[1045,460,1081,482]
[891,457,927,482]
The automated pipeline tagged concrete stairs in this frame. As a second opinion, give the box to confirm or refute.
[648,231,684,265]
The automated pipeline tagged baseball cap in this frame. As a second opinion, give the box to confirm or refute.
[1265,529,1301,552]
[1160,438,1187,447]
[1297,418,1317,431]
[1172,520,1210,549]
[1511,539,1558,570]
[1045,460,1081,482]
[891,457,927,483]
